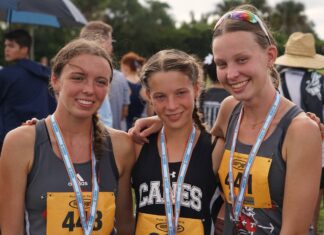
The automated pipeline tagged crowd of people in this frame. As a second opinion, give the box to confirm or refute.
[0,3,323,235]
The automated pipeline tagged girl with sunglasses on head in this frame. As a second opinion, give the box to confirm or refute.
[211,4,321,234]
[0,39,135,235]
[130,4,322,234]
[132,49,223,235]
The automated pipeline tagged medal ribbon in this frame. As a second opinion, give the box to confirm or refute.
[160,126,196,235]
[228,92,280,221]
[50,115,99,235]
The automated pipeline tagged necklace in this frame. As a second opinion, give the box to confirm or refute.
[249,120,266,130]
[50,115,99,235]
[228,92,281,222]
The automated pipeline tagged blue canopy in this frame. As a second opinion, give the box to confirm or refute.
[0,0,87,28]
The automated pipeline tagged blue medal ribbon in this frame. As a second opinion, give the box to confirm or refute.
[50,115,99,235]
[228,92,280,222]
[160,126,196,235]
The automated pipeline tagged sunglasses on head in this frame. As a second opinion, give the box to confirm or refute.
[214,10,271,45]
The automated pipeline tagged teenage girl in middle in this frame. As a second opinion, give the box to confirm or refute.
[131,49,223,235]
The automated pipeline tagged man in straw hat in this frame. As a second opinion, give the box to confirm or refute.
[276,31,324,235]
[276,32,324,120]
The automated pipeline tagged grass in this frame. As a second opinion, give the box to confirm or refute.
[319,201,324,234]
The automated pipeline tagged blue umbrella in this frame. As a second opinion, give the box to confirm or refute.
[0,0,87,28]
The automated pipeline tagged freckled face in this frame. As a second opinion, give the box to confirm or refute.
[52,54,111,119]
[146,71,199,130]
[212,31,272,101]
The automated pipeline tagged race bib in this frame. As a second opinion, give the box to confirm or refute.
[46,192,115,234]
[218,149,272,208]
[135,212,204,235]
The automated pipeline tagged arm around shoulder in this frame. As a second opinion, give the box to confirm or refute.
[280,114,322,235]
[0,126,35,235]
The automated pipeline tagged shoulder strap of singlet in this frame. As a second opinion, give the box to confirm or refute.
[224,102,242,139]
[211,136,217,149]
[28,119,48,186]
[277,105,303,133]
[277,105,303,151]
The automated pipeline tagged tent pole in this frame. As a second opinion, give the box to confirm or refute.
[7,9,12,30]
[29,28,35,60]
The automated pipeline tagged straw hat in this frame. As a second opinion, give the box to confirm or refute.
[275,32,324,69]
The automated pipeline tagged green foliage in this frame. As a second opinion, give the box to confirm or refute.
[319,200,324,234]
[101,0,177,61]
[0,0,323,66]
[270,1,315,37]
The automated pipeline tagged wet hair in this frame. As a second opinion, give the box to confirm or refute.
[213,4,279,89]
[79,21,112,43]
[140,49,206,131]
[4,29,32,51]
[120,52,146,73]
[51,38,113,158]
[52,38,113,80]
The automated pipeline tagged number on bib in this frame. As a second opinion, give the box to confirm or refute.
[62,211,103,231]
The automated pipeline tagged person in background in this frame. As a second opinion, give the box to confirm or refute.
[0,29,56,152]
[120,51,148,130]
[275,31,324,235]
[80,21,130,130]
[0,39,135,235]
[199,54,230,130]
[132,49,223,234]
[39,56,49,67]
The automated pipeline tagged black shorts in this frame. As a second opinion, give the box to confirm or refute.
[320,167,324,189]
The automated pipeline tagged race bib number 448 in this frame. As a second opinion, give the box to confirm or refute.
[46,192,115,234]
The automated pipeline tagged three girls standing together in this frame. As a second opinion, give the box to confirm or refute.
[0,3,322,235]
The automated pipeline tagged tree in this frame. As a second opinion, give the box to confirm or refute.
[270,1,314,37]
[1,0,322,66]
[100,0,178,61]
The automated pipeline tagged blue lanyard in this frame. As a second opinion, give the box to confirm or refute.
[228,92,280,222]
[160,126,196,235]
[50,115,99,235]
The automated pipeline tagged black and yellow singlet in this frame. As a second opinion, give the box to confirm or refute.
[25,120,119,235]
[132,131,222,235]
[219,103,302,235]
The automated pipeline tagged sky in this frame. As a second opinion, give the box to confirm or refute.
[158,0,324,40]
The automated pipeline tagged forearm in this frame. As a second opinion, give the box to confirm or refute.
[0,185,25,235]
[0,205,24,235]
[116,211,135,235]
[121,106,128,119]
[115,186,135,235]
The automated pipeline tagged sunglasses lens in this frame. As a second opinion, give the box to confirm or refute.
[231,11,257,24]
[214,10,271,44]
